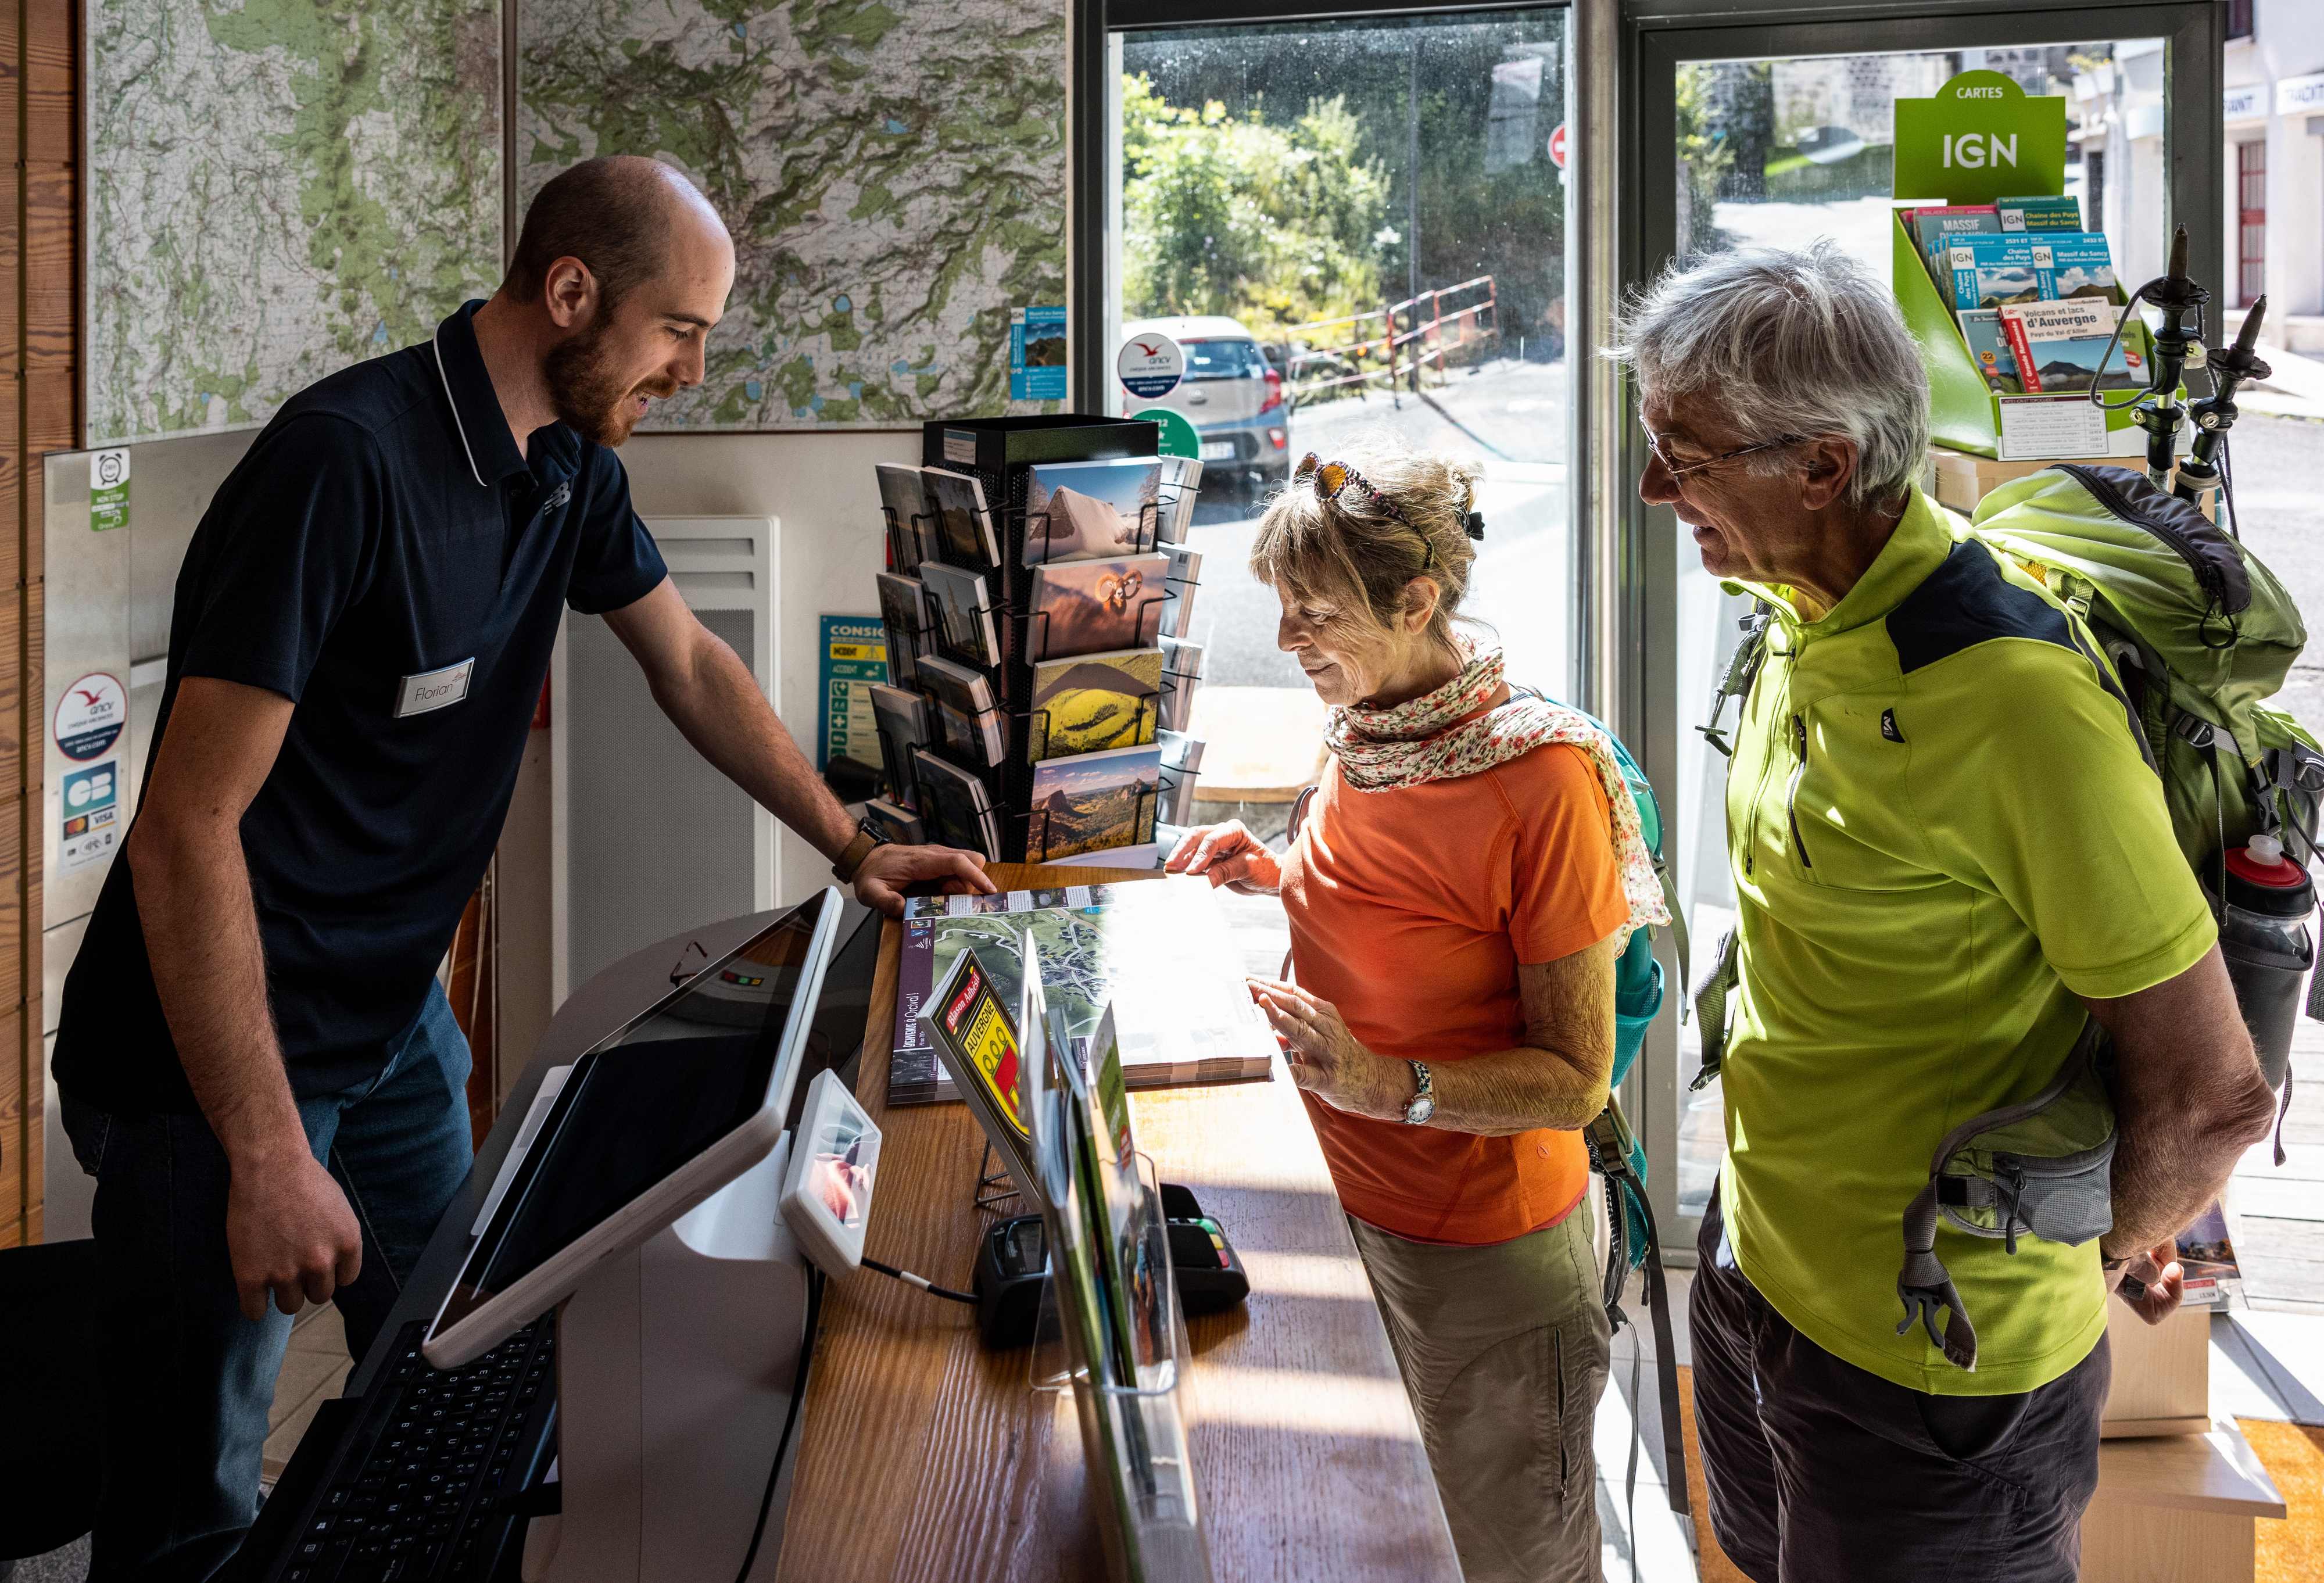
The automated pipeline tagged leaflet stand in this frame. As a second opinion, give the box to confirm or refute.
[1026,1153,1211,1583]
[528,1137,810,1583]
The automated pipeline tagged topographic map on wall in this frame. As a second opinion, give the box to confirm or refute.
[88,1,503,445]
[517,1,1067,429]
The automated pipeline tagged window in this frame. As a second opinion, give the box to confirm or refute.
[1105,8,1574,699]
[2226,0,2254,42]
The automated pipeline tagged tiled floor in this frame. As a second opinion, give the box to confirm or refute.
[263,1303,354,1485]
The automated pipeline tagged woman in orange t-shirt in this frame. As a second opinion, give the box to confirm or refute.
[1166,445,1662,1583]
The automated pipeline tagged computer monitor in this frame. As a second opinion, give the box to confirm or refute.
[422,887,844,1368]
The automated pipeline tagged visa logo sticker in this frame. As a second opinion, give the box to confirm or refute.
[396,658,475,717]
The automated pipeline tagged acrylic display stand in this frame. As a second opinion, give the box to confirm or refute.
[1027,1152,1212,1583]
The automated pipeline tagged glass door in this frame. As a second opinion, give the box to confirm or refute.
[1098,5,1577,703]
[1625,3,2225,1256]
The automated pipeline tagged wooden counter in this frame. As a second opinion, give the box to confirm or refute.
[774,865,1459,1583]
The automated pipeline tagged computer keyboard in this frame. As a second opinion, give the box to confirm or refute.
[245,1316,557,1582]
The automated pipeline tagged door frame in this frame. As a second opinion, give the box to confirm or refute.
[1618,0,2226,1260]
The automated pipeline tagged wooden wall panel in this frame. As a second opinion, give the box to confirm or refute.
[20,0,65,166]
[10,0,71,1245]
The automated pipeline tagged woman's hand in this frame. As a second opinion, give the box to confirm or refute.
[1165,821,1283,895]
[1248,979,1410,1121]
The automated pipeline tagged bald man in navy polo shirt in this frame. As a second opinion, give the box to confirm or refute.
[52,156,994,1580]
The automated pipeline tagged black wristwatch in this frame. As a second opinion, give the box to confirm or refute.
[832,822,889,883]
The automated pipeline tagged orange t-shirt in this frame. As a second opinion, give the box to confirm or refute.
[1279,736,1628,1245]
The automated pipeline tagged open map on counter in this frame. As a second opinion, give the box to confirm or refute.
[889,878,1274,1106]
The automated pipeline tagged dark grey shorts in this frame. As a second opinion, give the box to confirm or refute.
[1689,1187,2109,1583]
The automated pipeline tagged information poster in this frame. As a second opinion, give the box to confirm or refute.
[818,614,889,770]
[1011,306,1068,401]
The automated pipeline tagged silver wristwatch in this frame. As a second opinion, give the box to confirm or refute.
[1401,1061,1435,1126]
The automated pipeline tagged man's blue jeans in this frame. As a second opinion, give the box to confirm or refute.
[60,982,475,1583]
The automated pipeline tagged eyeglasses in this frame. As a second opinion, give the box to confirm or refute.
[1641,425,1808,479]
[1293,453,1433,569]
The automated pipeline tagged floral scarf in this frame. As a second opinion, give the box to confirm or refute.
[1324,639,1670,949]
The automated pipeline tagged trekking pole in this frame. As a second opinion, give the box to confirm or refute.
[2131,225,2210,491]
[2175,295,2270,528]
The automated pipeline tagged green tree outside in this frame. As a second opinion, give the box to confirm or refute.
[1120,74,1391,339]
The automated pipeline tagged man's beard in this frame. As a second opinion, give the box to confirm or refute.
[544,317,673,446]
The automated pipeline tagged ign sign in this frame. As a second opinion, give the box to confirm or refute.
[1940,132,2019,170]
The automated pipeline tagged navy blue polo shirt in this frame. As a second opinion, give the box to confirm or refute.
[55,302,668,1114]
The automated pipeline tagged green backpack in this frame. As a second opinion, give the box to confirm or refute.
[1696,463,2321,1372]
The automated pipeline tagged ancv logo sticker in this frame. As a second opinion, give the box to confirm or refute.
[54,672,127,761]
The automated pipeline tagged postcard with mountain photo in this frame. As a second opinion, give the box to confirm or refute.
[1028,647,1163,763]
[911,747,1002,859]
[873,464,934,570]
[875,572,927,687]
[1023,458,1165,566]
[920,560,1001,667]
[1029,742,1162,861]
[1158,456,1204,540]
[923,467,1001,567]
[1026,552,1170,661]
[917,654,998,717]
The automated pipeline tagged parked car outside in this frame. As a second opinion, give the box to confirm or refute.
[1122,315,1290,510]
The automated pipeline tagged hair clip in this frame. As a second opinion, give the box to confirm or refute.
[1465,511,1486,541]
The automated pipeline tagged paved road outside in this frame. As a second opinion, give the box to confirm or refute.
[2214,411,2324,1309]
[1181,354,1573,694]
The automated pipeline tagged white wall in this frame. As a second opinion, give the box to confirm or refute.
[495,429,914,1076]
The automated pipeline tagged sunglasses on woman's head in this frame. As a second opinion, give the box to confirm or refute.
[1294,453,1434,569]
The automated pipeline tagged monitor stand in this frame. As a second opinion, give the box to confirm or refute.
[524,1134,809,1583]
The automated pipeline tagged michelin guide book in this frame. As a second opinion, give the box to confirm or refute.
[1028,647,1163,763]
[887,879,1276,1106]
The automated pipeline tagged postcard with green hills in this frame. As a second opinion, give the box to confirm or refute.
[1028,647,1163,763]
[1029,743,1161,861]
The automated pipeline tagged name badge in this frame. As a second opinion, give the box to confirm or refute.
[396,658,475,718]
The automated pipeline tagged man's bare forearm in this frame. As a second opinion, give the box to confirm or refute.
[2090,947,2278,1258]
[127,818,300,1161]
[2104,1080,2275,1256]
[647,624,857,860]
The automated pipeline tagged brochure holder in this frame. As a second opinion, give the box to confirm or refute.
[918,416,1175,863]
[879,503,940,575]
[1156,667,1199,736]
[1026,1152,1211,1583]
[1888,69,2175,461]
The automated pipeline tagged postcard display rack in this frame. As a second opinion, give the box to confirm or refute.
[1890,70,2179,466]
[873,416,1205,865]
